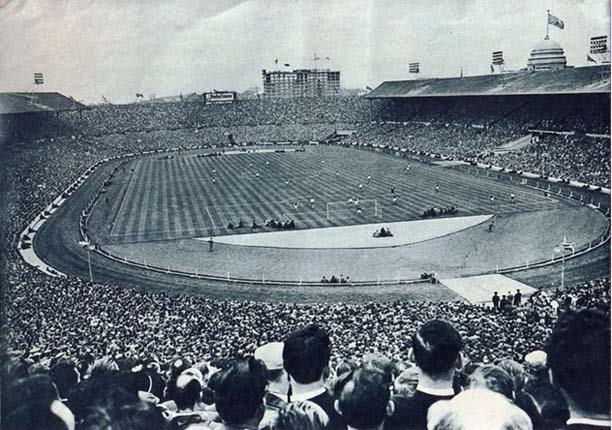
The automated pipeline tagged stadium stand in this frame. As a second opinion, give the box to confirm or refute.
[1,79,610,429]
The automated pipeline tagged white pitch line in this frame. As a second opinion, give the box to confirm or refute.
[205,206,218,229]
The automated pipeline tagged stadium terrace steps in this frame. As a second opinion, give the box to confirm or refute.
[438,274,537,304]
[493,134,533,153]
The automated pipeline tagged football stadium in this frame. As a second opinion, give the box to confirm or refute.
[1,3,611,430]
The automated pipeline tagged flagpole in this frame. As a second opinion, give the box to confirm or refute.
[546,9,550,40]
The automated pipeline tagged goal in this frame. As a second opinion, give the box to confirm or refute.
[326,199,380,220]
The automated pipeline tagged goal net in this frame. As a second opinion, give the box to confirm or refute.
[326,199,380,220]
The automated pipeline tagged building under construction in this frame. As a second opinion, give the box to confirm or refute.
[261,68,340,98]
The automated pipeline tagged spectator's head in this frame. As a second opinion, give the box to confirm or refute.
[335,359,357,378]
[76,353,95,378]
[174,368,204,410]
[49,359,80,399]
[546,309,610,416]
[274,400,329,430]
[393,366,420,397]
[214,357,267,427]
[495,359,526,393]
[334,367,393,430]
[427,389,532,430]
[255,342,288,391]
[91,356,119,374]
[2,356,30,381]
[169,356,192,379]
[523,350,549,384]
[362,352,394,385]
[516,382,569,430]
[283,325,331,385]
[468,365,515,400]
[412,320,463,377]
[3,374,75,430]
[78,386,166,430]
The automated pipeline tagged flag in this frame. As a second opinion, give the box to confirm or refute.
[136,93,144,98]
[548,13,564,29]
[274,58,278,66]
[490,64,495,73]
[284,63,291,67]
[587,54,596,63]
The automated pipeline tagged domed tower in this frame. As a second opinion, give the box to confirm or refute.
[527,38,567,71]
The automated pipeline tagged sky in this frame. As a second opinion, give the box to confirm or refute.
[0,0,609,104]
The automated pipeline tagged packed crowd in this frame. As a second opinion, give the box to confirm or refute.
[348,94,610,188]
[1,97,370,141]
[5,257,610,375]
[478,134,610,187]
[3,303,609,430]
[348,122,610,188]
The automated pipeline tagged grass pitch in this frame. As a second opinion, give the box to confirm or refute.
[92,146,564,245]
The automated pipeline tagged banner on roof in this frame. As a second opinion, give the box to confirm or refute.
[409,62,420,73]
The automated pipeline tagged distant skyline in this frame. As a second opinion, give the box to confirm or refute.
[0,0,609,104]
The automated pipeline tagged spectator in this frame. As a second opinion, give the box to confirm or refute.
[468,365,515,400]
[334,367,394,430]
[256,342,290,409]
[78,385,166,430]
[387,320,463,430]
[361,353,395,386]
[427,389,532,430]
[546,309,611,429]
[283,324,346,430]
[516,381,569,430]
[49,359,80,401]
[214,357,268,430]
[393,367,420,398]
[274,401,330,430]
[494,359,527,394]
[174,368,205,412]
[3,374,76,430]
[492,292,500,311]
[514,290,522,307]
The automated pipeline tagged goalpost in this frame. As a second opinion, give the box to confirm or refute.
[326,199,381,220]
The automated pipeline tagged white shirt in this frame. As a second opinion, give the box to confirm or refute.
[415,383,455,397]
[290,387,326,402]
[566,417,612,427]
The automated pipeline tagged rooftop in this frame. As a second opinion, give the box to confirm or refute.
[0,92,85,115]
[367,65,610,99]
